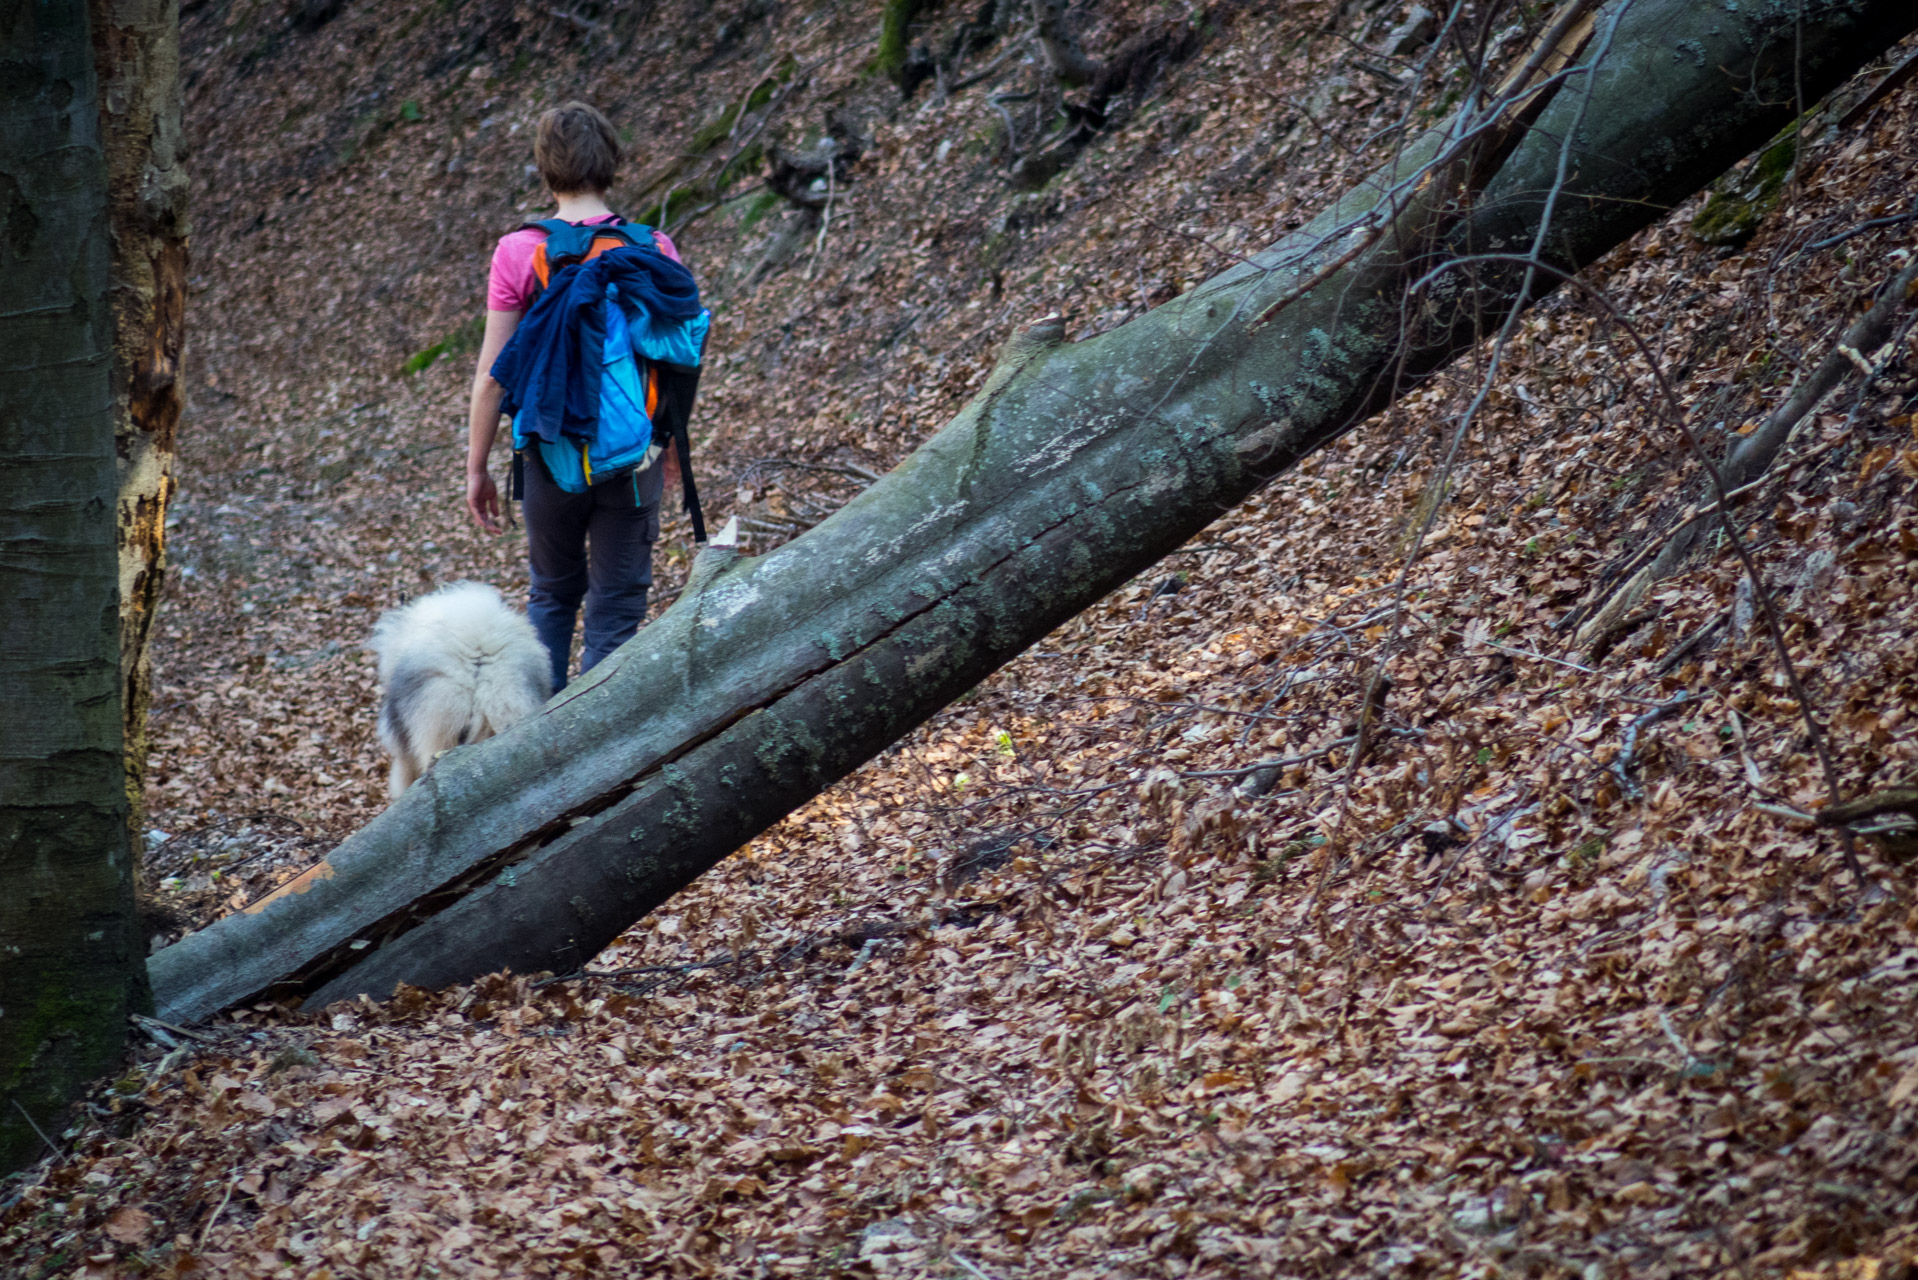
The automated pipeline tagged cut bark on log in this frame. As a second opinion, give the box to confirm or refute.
[147,0,1918,1025]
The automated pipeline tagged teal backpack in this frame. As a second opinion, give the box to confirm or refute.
[501,218,710,540]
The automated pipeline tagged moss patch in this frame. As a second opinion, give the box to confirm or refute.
[1690,123,1798,247]
[401,314,485,376]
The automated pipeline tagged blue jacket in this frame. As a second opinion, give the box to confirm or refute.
[491,246,705,446]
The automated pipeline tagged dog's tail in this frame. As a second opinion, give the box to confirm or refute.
[371,583,552,775]
[465,639,552,742]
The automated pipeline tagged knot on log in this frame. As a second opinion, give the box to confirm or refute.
[686,517,744,593]
[969,314,1066,407]
[997,312,1065,368]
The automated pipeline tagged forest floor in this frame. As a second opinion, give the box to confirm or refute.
[7,0,1918,1275]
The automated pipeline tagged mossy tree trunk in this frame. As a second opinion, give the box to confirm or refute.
[148,0,1918,1024]
[90,0,189,857]
[0,0,145,1175]
[876,0,922,82]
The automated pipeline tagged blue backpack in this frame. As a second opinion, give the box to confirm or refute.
[493,218,711,540]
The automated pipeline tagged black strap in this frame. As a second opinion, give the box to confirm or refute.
[511,449,524,501]
[648,351,707,543]
[673,416,706,545]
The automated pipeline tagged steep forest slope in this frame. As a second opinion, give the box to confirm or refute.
[6,0,1918,1275]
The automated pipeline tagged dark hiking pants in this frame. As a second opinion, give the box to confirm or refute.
[523,451,665,691]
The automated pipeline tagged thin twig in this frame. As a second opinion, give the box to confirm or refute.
[1143,217,1266,269]
[535,952,758,988]
[1328,0,1625,900]
[1478,637,1595,674]
[547,5,601,33]
[736,457,882,484]
[200,1177,238,1248]
[1422,790,1538,908]
[949,1252,1004,1280]
[1584,426,1856,614]
[1181,737,1357,780]
[132,1012,220,1043]
[1248,2,1605,334]
[806,144,836,280]
[10,1099,64,1162]
[1807,203,1918,252]
[948,28,1037,93]
[1575,254,1918,647]
[664,181,769,237]
[1578,1055,1679,1071]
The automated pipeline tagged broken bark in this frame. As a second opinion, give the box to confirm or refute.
[1029,0,1101,88]
[1005,8,1198,190]
[765,111,864,210]
[147,0,1918,1024]
[91,0,189,853]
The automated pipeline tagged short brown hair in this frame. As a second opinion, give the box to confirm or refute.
[534,102,620,195]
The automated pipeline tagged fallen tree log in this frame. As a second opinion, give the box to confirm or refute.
[150,0,1918,1023]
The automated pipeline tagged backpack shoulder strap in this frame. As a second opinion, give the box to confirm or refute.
[526,217,658,299]
[536,222,603,269]
[595,221,660,251]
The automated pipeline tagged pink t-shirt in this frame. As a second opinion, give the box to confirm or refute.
[486,215,683,312]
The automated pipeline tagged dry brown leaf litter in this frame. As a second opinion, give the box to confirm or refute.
[6,0,1918,1275]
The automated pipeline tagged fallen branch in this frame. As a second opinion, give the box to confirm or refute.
[1611,694,1694,799]
[1573,427,1856,646]
[1808,203,1918,252]
[1838,45,1918,128]
[1577,255,1918,650]
[1180,737,1357,781]
[1655,606,1731,673]
[1814,785,1918,828]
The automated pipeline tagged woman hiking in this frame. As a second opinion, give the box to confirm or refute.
[464,101,697,692]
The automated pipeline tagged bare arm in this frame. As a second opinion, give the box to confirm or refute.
[465,309,524,532]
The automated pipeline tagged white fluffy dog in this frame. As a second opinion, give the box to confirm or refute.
[368,582,551,798]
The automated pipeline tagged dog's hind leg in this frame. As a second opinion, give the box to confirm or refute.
[389,754,420,799]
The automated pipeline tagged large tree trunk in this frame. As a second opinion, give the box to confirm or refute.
[0,0,144,1174]
[91,0,188,854]
[149,0,1917,1024]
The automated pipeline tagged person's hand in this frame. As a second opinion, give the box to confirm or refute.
[467,468,502,533]
[661,439,682,497]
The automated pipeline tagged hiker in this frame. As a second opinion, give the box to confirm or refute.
[465,101,709,691]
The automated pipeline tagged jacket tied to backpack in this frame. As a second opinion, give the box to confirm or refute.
[491,229,712,536]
